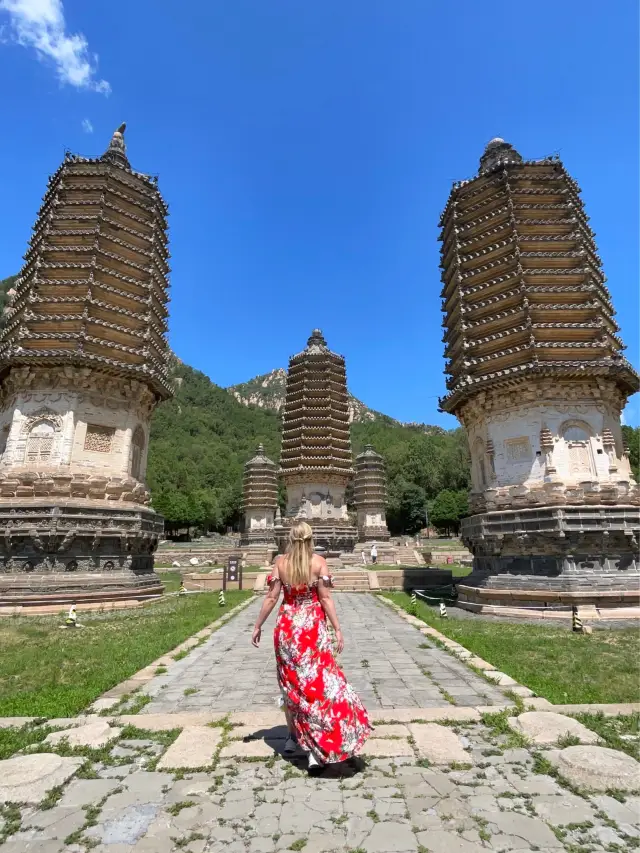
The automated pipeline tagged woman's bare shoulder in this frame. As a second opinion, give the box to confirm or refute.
[310,554,327,575]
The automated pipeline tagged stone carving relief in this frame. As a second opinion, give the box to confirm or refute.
[505,437,532,463]
[130,425,145,481]
[84,424,115,453]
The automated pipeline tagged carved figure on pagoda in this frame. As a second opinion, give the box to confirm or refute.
[439,138,639,611]
[0,125,172,606]
[278,330,357,554]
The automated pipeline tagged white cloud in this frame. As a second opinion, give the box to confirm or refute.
[81,117,93,133]
[0,0,110,94]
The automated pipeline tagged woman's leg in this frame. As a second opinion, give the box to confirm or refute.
[284,704,296,739]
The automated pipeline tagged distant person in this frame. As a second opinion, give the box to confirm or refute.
[251,521,371,773]
[370,543,377,564]
[361,550,367,565]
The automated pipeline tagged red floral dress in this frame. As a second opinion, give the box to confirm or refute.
[268,574,372,763]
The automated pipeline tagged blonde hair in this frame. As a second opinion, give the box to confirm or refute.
[286,521,314,586]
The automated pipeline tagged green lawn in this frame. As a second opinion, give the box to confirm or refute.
[0,590,252,718]
[386,592,640,705]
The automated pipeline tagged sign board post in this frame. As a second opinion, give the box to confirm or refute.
[224,555,243,591]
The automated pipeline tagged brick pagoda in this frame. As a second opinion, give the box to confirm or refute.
[354,445,390,541]
[240,444,278,547]
[439,137,639,611]
[0,125,172,606]
[278,329,357,554]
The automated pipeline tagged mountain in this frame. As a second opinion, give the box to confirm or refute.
[227,368,445,434]
[227,368,397,425]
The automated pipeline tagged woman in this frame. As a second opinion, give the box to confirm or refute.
[251,521,372,771]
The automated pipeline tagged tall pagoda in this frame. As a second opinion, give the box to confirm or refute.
[439,137,639,611]
[278,329,357,554]
[0,125,172,605]
[240,444,278,546]
[354,445,390,541]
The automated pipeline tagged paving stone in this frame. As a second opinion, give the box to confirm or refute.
[409,723,473,765]
[0,753,83,805]
[373,724,411,737]
[533,792,597,825]
[87,803,160,845]
[120,713,225,729]
[478,810,564,848]
[415,830,485,852]
[365,820,418,852]
[58,777,121,808]
[220,738,274,758]
[156,726,222,769]
[45,719,122,749]
[508,711,601,746]
[591,793,640,827]
[362,738,414,757]
[554,745,640,792]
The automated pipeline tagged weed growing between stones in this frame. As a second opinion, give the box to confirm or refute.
[166,799,196,816]
[288,839,307,850]
[0,803,21,844]
[575,711,640,760]
[366,809,380,822]
[0,721,57,760]
[39,783,64,810]
[183,687,199,696]
[173,831,205,849]
[155,665,168,674]
[557,733,581,748]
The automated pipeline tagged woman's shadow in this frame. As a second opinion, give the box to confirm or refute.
[243,725,366,778]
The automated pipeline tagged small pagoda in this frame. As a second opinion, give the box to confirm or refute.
[439,137,639,611]
[354,445,390,541]
[240,444,278,546]
[278,329,357,554]
[0,125,172,606]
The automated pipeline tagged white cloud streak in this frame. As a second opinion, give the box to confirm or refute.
[0,0,110,94]
[81,117,93,133]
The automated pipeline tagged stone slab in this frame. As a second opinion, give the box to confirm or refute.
[45,720,122,749]
[362,738,415,758]
[369,707,480,723]
[156,725,222,769]
[508,711,600,746]
[220,738,274,759]
[409,723,473,765]
[372,724,411,738]
[484,671,518,687]
[0,753,83,804]
[416,831,486,853]
[554,745,640,792]
[117,713,226,730]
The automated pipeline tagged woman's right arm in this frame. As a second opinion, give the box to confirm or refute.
[316,563,344,654]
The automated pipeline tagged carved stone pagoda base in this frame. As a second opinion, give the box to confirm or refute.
[275,519,358,557]
[458,504,640,611]
[239,530,276,548]
[357,526,391,543]
[0,500,164,606]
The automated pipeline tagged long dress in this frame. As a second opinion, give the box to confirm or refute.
[270,575,372,764]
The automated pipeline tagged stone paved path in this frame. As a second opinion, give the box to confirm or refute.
[3,714,639,852]
[141,594,505,714]
[2,595,639,852]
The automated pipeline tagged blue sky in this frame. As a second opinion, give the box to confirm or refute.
[0,0,638,427]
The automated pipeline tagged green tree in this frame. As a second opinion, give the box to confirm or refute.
[430,489,461,536]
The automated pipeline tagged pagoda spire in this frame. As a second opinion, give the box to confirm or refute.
[101,123,130,169]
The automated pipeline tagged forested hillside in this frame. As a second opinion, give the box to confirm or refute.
[148,358,472,535]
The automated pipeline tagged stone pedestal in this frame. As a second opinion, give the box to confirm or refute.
[458,504,640,610]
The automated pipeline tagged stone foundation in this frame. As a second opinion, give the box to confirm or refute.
[460,504,640,607]
[275,519,357,556]
[0,500,164,605]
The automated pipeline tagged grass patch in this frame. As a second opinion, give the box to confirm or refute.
[385,593,640,704]
[0,722,56,760]
[575,712,640,761]
[0,590,251,717]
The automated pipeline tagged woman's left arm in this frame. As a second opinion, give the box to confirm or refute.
[251,566,281,647]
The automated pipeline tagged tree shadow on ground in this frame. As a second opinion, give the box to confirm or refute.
[242,725,366,778]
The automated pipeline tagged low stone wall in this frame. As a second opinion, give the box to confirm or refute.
[182,572,261,592]
[373,567,454,591]
[457,583,640,618]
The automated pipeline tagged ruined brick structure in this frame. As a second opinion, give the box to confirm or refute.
[439,138,639,610]
[277,330,357,554]
[0,126,171,605]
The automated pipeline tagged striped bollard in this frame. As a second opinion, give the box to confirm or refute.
[219,590,226,608]
[572,605,583,633]
[411,591,417,607]
[439,601,448,618]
